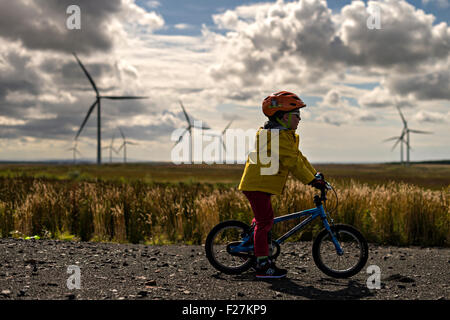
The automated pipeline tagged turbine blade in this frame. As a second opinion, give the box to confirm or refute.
[75,100,98,140]
[383,136,399,142]
[179,101,191,125]
[174,128,188,146]
[408,129,432,134]
[72,52,99,96]
[396,105,407,126]
[222,120,233,134]
[101,96,148,100]
[118,127,125,140]
[391,138,401,151]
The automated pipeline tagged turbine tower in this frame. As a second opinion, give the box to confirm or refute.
[102,132,118,163]
[204,119,234,163]
[117,127,138,163]
[67,141,82,163]
[383,129,407,164]
[72,52,148,165]
[173,101,210,163]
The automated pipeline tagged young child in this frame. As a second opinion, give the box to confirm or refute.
[238,91,326,279]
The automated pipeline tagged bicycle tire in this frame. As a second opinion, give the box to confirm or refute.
[312,224,368,278]
[205,220,255,274]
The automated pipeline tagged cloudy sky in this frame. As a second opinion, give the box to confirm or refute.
[0,0,448,163]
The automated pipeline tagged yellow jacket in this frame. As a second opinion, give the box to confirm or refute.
[238,127,316,195]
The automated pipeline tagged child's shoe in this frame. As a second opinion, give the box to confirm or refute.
[255,258,287,279]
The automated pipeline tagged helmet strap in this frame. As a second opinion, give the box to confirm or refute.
[276,115,290,129]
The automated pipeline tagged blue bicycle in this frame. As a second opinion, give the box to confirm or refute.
[205,180,369,278]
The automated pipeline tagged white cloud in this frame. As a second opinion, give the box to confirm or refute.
[122,0,164,30]
[422,0,449,8]
[323,90,340,106]
[174,23,193,30]
[146,1,161,9]
[0,116,27,126]
[415,110,450,123]
[207,0,450,101]
[316,89,379,126]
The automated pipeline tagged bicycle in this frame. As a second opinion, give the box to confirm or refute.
[205,178,369,278]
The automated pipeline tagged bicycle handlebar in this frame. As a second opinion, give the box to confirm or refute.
[314,173,332,200]
[316,180,338,216]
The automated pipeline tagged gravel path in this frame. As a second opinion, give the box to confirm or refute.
[0,238,448,300]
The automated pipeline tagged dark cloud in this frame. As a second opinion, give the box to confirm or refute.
[0,0,121,54]
[386,71,450,100]
[0,51,43,118]
[55,59,117,91]
[222,113,243,122]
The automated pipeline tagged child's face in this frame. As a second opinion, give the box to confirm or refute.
[282,112,301,130]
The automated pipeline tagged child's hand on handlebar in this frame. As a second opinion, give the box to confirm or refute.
[315,172,324,180]
[308,177,327,190]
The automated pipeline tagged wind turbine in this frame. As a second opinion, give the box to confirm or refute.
[66,141,82,163]
[72,52,148,165]
[117,127,138,163]
[384,105,433,165]
[173,101,211,163]
[396,105,433,166]
[102,132,118,163]
[204,119,234,163]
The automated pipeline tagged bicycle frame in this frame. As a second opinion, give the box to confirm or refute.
[230,200,344,256]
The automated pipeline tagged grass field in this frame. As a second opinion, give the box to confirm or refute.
[0,162,448,247]
[0,162,449,189]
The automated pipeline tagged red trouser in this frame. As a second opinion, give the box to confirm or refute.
[243,191,274,257]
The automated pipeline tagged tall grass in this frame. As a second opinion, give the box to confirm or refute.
[0,177,448,246]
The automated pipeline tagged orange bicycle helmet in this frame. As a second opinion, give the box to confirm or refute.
[262,91,306,117]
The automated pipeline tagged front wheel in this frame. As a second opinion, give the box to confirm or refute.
[205,220,255,274]
[312,224,368,278]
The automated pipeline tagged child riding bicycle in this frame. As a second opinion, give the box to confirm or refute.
[238,91,326,279]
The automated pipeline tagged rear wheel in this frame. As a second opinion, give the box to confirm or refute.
[312,224,368,278]
[205,220,255,274]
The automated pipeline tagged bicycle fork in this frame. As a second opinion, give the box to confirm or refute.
[318,205,344,256]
